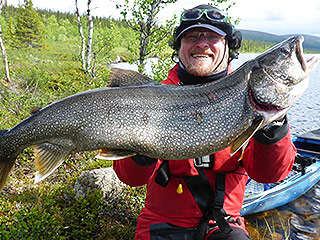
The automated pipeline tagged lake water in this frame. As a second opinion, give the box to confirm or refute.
[112,53,320,239]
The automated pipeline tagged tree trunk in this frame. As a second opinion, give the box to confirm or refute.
[86,0,93,75]
[0,24,10,83]
[75,0,86,71]
[137,0,161,73]
[0,0,11,83]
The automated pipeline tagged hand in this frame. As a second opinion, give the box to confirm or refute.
[254,115,289,145]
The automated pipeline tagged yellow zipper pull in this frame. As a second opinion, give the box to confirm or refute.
[176,179,183,194]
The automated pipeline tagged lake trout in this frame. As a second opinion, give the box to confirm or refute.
[0,35,318,191]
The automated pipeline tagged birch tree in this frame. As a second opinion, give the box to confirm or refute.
[0,0,10,83]
[116,0,178,73]
[75,0,94,75]
[86,0,93,74]
[75,0,86,71]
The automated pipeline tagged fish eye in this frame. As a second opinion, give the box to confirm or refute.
[280,47,290,56]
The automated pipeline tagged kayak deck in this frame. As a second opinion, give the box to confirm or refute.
[241,129,320,216]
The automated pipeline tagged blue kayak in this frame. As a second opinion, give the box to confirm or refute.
[241,129,320,216]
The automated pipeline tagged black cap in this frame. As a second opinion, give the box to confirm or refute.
[173,4,242,60]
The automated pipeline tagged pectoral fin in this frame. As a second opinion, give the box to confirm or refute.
[230,117,264,155]
[96,148,137,160]
[34,140,74,183]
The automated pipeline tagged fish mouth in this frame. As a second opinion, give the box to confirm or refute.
[305,55,319,72]
[296,36,319,73]
[248,88,283,112]
[296,37,307,72]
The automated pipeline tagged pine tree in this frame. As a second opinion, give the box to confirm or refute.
[6,16,16,47]
[14,0,45,48]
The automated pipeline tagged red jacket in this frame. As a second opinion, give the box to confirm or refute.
[113,64,296,239]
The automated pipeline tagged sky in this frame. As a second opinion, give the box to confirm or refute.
[7,0,320,37]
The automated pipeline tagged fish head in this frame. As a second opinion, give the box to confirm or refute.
[248,35,319,122]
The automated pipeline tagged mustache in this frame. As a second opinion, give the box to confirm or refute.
[190,51,214,56]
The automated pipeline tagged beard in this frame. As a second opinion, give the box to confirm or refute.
[183,52,229,77]
[184,61,216,77]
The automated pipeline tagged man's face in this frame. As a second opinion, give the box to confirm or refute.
[179,28,228,77]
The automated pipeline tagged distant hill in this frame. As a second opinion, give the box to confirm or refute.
[240,29,320,53]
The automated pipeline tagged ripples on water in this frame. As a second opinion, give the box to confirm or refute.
[233,53,320,239]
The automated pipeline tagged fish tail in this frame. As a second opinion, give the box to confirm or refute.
[0,155,15,191]
[0,130,16,191]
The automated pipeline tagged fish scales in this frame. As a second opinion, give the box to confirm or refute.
[0,35,318,189]
[1,80,255,159]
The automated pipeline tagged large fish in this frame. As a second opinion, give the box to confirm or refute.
[0,36,318,191]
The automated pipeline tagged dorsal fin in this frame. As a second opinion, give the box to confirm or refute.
[30,106,42,115]
[108,68,158,87]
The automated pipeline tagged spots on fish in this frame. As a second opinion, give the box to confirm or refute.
[191,111,204,125]
[205,89,217,102]
[142,112,150,125]
[164,146,174,152]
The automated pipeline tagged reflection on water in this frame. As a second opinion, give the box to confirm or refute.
[246,182,320,239]
[234,53,320,239]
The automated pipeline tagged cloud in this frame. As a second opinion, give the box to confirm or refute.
[228,0,320,36]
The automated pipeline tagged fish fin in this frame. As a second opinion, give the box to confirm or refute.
[108,68,158,87]
[0,157,15,191]
[30,106,42,115]
[230,117,264,155]
[34,143,72,183]
[96,148,137,160]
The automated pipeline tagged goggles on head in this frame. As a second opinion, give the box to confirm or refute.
[180,8,228,22]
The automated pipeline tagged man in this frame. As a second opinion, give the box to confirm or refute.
[113,4,296,240]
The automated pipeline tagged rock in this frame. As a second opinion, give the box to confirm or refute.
[74,167,127,199]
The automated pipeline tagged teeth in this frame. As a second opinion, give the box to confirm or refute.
[192,54,209,58]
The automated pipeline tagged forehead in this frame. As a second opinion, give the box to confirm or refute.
[184,28,220,36]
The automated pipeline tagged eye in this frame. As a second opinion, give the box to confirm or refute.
[280,47,290,56]
[184,33,198,41]
[206,34,218,42]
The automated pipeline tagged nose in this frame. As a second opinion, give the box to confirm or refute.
[195,35,210,48]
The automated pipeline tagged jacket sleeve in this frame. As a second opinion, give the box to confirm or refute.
[242,121,296,183]
[113,157,158,187]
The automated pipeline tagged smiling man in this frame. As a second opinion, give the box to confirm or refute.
[113,4,296,240]
[179,29,228,76]
[177,27,228,77]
